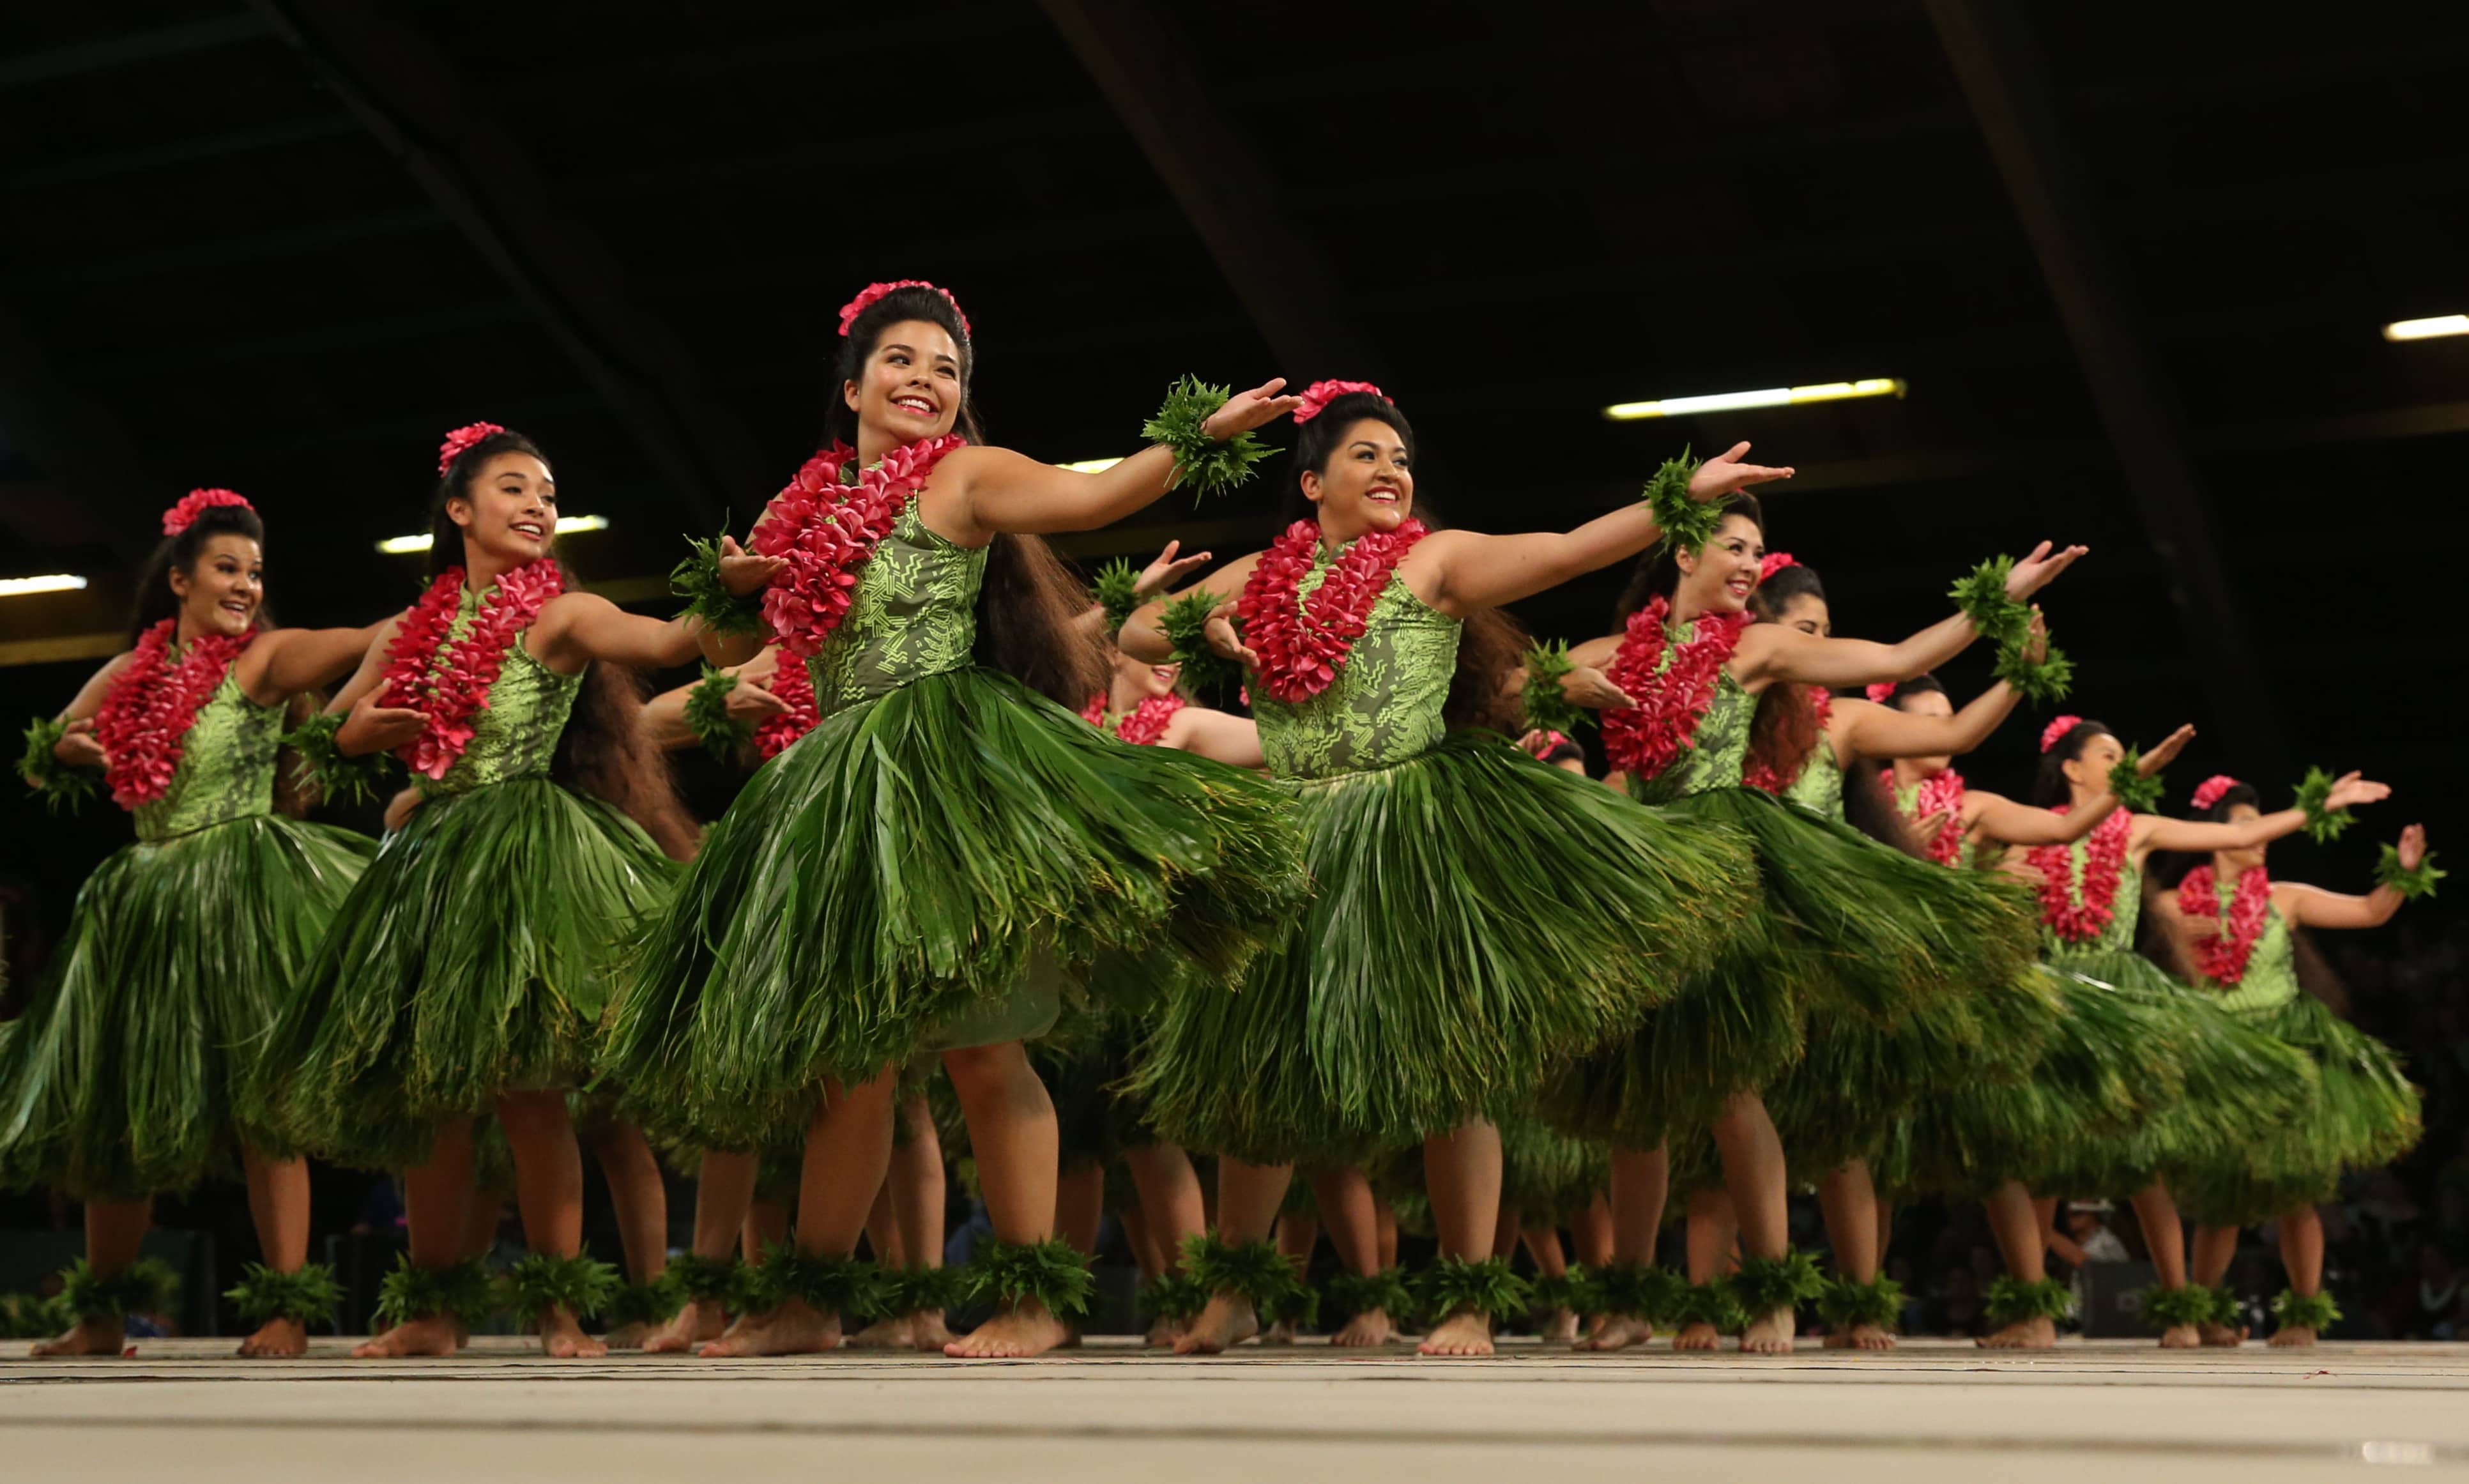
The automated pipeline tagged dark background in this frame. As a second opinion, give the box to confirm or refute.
[3,2,2465,1335]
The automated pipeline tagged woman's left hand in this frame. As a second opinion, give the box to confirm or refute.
[383,786,424,836]
[717,535,788,597]
[2139,723,2196,775]
[2397,822,2429,871]
[2003,540,2090,601]
[1201,379,1304,441]
[1135,539,1213,600]
[2323,771,2392,813]
[1686,441,1796,501]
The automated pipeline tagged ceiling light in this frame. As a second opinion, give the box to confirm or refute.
[1603,378,1906,421]
[2383,315,2469,342]
[0,574,89,597]
[376,514,609,555]
[1057,457,1122,474]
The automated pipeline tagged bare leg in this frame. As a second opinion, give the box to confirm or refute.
[847,1181,915,1349]
[742,1200,790,1262]
[1492,1202,1522,1262]
[355,1119,475,1358]
[644,1150,754,1353]
[495,1089,604,1358]
[2129,1182,2199,1349]
[2192,1223,2248,1346]
[1572,1192,1614,1268]
[1419,1120,1504,1356]
[1817,1159,1893,1351]
[1581,1143,1668,1352]
[1310,1167,1395,1347]
[1261,1213,1317,1344]
[1978,1181,2058,1349]
[1124,1143,1202,1348]
[235,1149,313,1357]
[1712,1091,1796,1354]
[1177,1157,1292,1354]
[1523,1224,1578,1343]
[892,1097,955,1348]
[1674,1185,1736,1352]
[1055,1161,1106,1255]
[2269,1206,2327,1347]
[706,1070,896,1358]
[33,1198,151,1356]
[1376,1198,1398,1271]
[585,1121,668,1349]
[940,1041,1071,1358]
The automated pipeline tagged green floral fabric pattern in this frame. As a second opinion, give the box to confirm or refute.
[135,669,279,841]
[422,588,581,798]
[2212,899,2301,1016]
[1784,728,1844,820]
[1623,659,1754,806]
[2044,843,2142,959]
[1252,561,1460,781]
[809,498,987,719]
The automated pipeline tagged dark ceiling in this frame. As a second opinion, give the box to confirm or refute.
[4,1,2466,912]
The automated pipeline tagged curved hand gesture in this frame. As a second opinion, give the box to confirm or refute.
[2324,771,2390,813]
[2019,606,2051,665]
[1135,540,1213,601]
[1202,378,1304,441]
[52,717,107,769]
[1686,441,1796,503]
[339,678,429,755]
[2004,540,2089,602]
[1561,664,1638,711]
[1202,601,1258,668]
[717,535,788,597]
[2397,822,2429,871]
[723,678,791,723]
[2140,723,2197,776]
[382,786,425,836]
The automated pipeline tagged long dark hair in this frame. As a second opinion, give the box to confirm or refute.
[1745,557,1824,797]
[431,427,697,853]
[128,500,271,643]
[825,285,1103,706]
[2031,718,2115,808]
[1877,674,1948,709]
[1612,493,1767,625]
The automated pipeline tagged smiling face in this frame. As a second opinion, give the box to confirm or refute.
[1111,648,1181,702]
[1892,687,1957,775]
[1771,590,1830,639]
[1301,416,1414,540]
[845,318,964,446]
[2061,728,2125,800]
[447,452,557,567]
[2219,800,2268,875]
[1674,512,1766,613]
[169,532,263,638]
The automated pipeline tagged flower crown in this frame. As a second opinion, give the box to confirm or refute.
[1292,379,1389,425]
[2040,714,2084,753]
[2190,774,2241,811]
[162,488,252,537]
[1865,682,1897,703]
[438,422,509,475]
[1759,551,1800,581]
[837,280,970,339]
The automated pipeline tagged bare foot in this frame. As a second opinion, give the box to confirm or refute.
[238,1316,307,1358]
[700,1299,839,1358]
[31,1319,124,1358]
[1740,1306,1796,1355]
[910,1312,956,1349]
[2199,1320,2249,1348]
[541,1308,609,1358]
[353,1315,458,1358]
[600,1321,652,1351]
[1333,1308,1398,1347]
[2158,1322,2201,1350]
[2268,1325,2317,1347]
[1418,1309,1494,1357]
[1144,1317,1183,1349]
[1543,1307,1580,1345]
[1173,1293,1259,1355]
[1978,1315,2056,1350]
[846,1315,917,1350]
[945,1299,1071,1358]
[1673,1320,1722,1352]
[1822,1322,1895,1352]
[1577,1314,1653,1352]
[1260,1317,1298,1345]
[644,1298,728,1354]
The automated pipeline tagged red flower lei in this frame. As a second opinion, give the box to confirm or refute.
[381,560,566,780]
[1599,598,1754,782]
[2028,807,2133,943]
[2176,863,2272,984]
[1080,692,1185,746]
[753,436,967,661]
[1741,687,1833,796]
[93,619,256,809]
[753,652,820,761]
[1237,518,1430,704]
[1886,766,1969,866]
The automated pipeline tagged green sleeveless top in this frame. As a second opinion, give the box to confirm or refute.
[807,497,986,719]
[135,668,280,841]
[1784,723,1844,818]
[2042,835,2141,958]
[421,586,582,799]
[1624,661,1754,806]
[2208,891,2300,1016]
[1251,558,1460,781]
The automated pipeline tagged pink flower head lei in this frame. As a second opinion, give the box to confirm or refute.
[438,422,509,475]
[162,487,253,537]
[1865,681,1899,703]
[837,280,970,340]
[2190,774,2241,812]
[2040,714,2083,753]
[1758,551,1799,582]
[1291,379,1389,425]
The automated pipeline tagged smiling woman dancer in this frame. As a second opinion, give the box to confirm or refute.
[1124,382,1784,1357]
[252,424,727,1359]
[7,489,379,1358]
[602,280,1308,1360]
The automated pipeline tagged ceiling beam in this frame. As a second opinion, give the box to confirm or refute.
[1,114,358,193]
[0,15,268,92]
[1925,0,2293,779]
[243,0,775,530]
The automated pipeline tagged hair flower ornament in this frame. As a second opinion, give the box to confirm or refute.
[161,488,253,537]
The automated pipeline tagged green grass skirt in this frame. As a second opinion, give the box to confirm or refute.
[1134,733,1759,1164]
[247,776,676,1170]
[0,815,373,1200]
[1547,788,2039,1150]
[1499,1116,1609,1223]
[2173,993,2420,1226]
[600,667,1306,1151]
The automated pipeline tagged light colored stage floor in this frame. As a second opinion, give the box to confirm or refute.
[4,1336,2466,1481]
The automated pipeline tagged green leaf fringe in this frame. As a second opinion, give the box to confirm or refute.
[744,1244,884,1319]
[669,532,769,638]
[1994,635,2075,705]
[666,1251,742,1305]
[1642,450,1711,556]
[61,1258,178,1323]
[224,1262,344,1326]
[1520,640,1588,737]
[2107,749,2164,813]
[499,1251,622,1324]
[0,1290,73,1338]
[1982,1275,2072,1326]
[602,1278,685,1329]
[1144,374,1276,503]
[281,710,398,810]
[1183,1234,1297,1312]
[375,1255,494,1327]
[1260,1272,1320,1327]
[2376,843,2443,899]
[684,666,753,756]
[1159,589,1241,701]
[19,716,101,813]
[1138,1270,1211,1325]
[2292,766,2355,843]
[1678,1280,1750,1334]
[1594,1260,1686,1323]
[2141,1282,2217,1330]
[1815,1273,1906,1331]
[887,1264,971,1315]
[1725,1249,1824,1319]
[1092,558,1142,638]
[1527,1269,1589,1319]
[967,1237,1095,1319]
[1416,1255,1531,1322]
[1326,1265,1416,1322]
[1948,556,2032,650]
[2271,1287,2340,1333]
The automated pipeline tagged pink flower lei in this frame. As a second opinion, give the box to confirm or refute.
[1887,765,1969,867]
[1237,517,1430,704]
[438,422,508,474]
[752,436,968,661]
[93,619,257,809]
[1741,687,1833,796]
[754,654,820,761]
[161,487,253,536]
[380,560,567,780]
[2040,714,2083,753]
[1599,597,1753,783]
[2177,862,2272,984]
[1291,379,1388,424]
[2190,774,2240,812]
[837,280,970,339]
[2028,806,2133,943]
[1080,691,1185,746]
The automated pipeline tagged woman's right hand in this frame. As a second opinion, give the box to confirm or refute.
[336,679,429,756]
[2325,771,2392,813]
[382,786,424,836]
[2139,723,2197,776]
[2004,540,2090,601]
[52,717,106,769]
[1559,664,1637,711]
[1200,379,1304,441]
[1202,602,1257,667]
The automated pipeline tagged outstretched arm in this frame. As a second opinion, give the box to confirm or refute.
[1165,707,1265,769]
[1736,544,2085,692]
[1835,686,2016,763]
[1966,787,2120,846]
[2280,824,2430,929]
[247,622,387,701]
[1119,553,1262,665]
[2133,773,2391,855]
[959,381,1301,537]
[537,592,708,672]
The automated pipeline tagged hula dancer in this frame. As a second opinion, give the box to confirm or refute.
[2167,779,2431,1347]
[1125,383,1787,1357]
[603,280,1308,1360]
[6,489,377,1357]
[252,424,723,1359]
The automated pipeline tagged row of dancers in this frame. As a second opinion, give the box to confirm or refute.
[3,278,2437,1360]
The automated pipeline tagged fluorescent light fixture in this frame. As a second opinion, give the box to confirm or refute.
[0,574,89,597]
[376,514,609,554]
[1057,457,1123,474]
[2383,314,2469,342]
[1603,378,1906,421]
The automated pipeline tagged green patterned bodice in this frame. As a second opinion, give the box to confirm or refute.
[807,497,986,719]
[1624,667,1754,806]
[422,588,581,798]
[2209,891,2300,1015]
[1785,723,1844,818]
[1252,560,1459,781]
[134,669,279,841]
[2042,833,2141,958]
